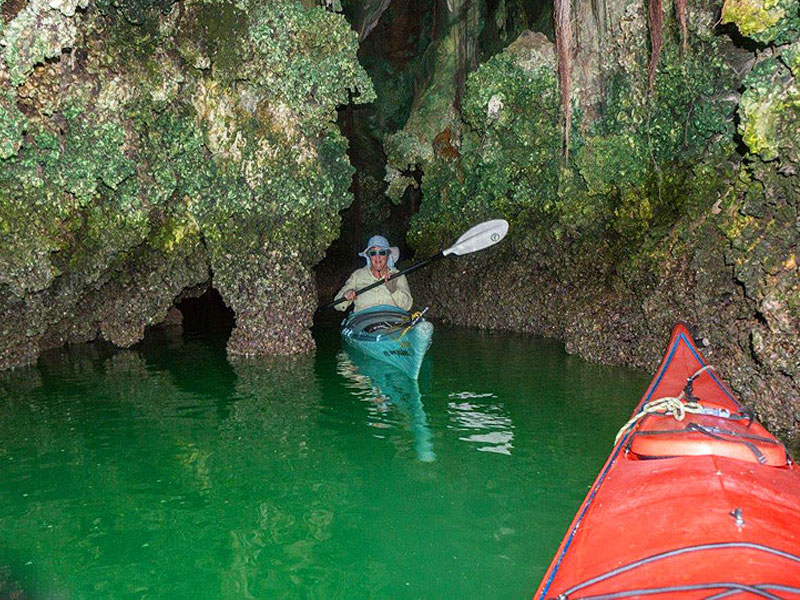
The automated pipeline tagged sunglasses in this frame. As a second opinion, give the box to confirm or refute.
[368,249,389,257]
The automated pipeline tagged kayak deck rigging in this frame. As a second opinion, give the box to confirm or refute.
[555,542,800,600]
[614,362,791,466]
[534,323,800,600]
[628,422,788,465]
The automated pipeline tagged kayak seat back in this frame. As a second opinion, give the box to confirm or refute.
[363,321,401,333]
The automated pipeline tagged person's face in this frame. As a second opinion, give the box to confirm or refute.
[368,247,389,271]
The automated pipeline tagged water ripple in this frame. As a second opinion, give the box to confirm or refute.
[447,397,515,455]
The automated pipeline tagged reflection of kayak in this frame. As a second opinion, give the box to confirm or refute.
[535,323,800,600]
[337,349,435,462]
[340,305,433,380]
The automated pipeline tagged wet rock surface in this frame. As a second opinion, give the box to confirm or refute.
[216,250,317,356]
[0,0,372,368]
[413,207,800,444]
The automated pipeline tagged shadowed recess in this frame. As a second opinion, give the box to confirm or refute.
[177,287,235,339]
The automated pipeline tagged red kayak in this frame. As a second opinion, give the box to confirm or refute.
[534,323,800,600]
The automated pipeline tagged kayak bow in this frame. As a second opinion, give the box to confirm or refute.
[534,323,800,600]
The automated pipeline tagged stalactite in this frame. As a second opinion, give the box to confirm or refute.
[554,0,572,158]
[455,3,467,111]
[675,0,688,55]
[453,0,478,111]
[648,0,663,90]
[358,0,393,41]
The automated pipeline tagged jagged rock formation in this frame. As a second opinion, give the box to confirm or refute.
[384,0,799,440]
[0,0,374,367]
[0,0,797,442]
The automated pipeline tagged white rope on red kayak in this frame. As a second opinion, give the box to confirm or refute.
[614,365,715,445]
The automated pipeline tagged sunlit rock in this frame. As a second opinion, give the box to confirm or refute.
[0,0,374,368]
[722,0,800,44]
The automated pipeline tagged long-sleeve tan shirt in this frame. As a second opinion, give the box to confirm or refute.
[334,266,413,312]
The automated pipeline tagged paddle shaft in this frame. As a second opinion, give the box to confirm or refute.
[321,252,444,310]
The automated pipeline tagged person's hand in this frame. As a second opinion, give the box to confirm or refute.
[383,272,397,293]
[345,289,356,301]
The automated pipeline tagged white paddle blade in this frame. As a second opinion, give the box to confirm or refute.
[443,219,509,256]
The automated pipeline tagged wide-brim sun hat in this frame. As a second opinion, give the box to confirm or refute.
[359,235,399,269]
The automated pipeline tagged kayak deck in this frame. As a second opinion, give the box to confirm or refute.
[535,323,800,599]
[340,305,433,380]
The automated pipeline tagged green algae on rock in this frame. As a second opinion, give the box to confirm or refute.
[407,37,563,255]
[0,0,373,367]
[722,0,800,45]
[738,58,800,163]
[395,0,799,442]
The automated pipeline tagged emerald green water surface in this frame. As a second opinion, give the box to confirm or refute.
[0,319,649,599]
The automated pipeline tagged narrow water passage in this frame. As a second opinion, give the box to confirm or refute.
[0,322,648,598]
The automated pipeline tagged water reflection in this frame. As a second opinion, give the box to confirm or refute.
[198,355,361,598]
[447,392,515,455]
[336,350,435,463]
[0,342,363,598]
[0,321,651,599]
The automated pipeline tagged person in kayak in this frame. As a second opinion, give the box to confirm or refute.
[334,235,413,312]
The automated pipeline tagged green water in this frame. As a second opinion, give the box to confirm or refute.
[0,320,649,599]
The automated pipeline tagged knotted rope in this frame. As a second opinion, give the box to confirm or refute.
[614,365,716,445]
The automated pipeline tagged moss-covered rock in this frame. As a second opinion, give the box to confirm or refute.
[722,0,800,45]
[0,0,373,367]
[0,90,25,159]
[405,32,563,255]
[406,25,738,259]
[1,0,89,86]
[738,57,800,163]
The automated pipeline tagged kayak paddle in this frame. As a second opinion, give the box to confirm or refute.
[320,219,509,311]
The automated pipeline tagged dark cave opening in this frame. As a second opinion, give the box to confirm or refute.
[314,0,555,305]
[176,287,235,338]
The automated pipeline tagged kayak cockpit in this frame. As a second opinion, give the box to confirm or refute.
[340,305,433,379]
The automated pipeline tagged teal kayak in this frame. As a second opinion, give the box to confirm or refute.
[340,305,433,380]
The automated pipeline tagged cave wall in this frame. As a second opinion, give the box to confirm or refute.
[0,0,797,442]
[0,0,374,367]
[391,0,799,439]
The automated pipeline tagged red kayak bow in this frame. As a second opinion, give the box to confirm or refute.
[534,323,800,600]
